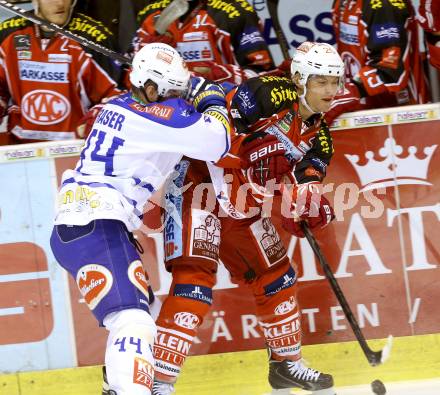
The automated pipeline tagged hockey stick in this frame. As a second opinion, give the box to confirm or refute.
[0,0,131,65]
[266,0,290,61]
[301,222,393,366]
[154,0,189,35]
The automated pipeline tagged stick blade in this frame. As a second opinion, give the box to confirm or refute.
[369,334,393,366]
[380,335,393,364]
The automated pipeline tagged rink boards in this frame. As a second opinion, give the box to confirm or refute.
[1,335,440,394]
[0,102,439,394]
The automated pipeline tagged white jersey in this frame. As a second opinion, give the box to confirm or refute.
[54,93,230,231]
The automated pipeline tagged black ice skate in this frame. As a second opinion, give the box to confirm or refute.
[152,380,175,395]
[269,359,335,394]
[101,366,117,395]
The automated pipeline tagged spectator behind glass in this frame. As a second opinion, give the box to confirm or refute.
[417,0,440,70]
[0,0,120,145]
[134,0,274,85]
[326,0,430,125]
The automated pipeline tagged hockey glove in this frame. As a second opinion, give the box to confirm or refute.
[282,181,334,238]
[324,82,364,126]
[240,131,292,187]
[0,97,6,122]
[76,104,104,138]
[188,76,226,113]
[259,59,292,78]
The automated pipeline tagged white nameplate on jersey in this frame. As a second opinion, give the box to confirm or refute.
[176,41,213,62]
[266,124,304,162]
[339,21,359,45]
[182,31,208,41]
[18,60,69,83]
[48,54,72,63]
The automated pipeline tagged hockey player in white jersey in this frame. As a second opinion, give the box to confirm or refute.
[50,43,230,395]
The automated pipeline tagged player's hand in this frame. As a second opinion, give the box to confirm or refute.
[76,104,103,138]
[240,131,291,187]
[324,82,363,126]
[282,181,334,237]
[273,58,292,77]
[191,61,248,84]
[188,77,226,112]
[259,58,291,78]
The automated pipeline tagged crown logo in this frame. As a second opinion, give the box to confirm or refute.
[345,137,437,191]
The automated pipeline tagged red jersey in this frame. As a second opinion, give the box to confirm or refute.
[418,0,440,69]
[213,76,333,217]
[0,16,120,144]
[332,0,429,105]
[136,0,273,73]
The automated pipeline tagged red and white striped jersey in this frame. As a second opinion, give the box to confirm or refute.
[0,17,121,143]
[418,0,440,69]
[332,0,429,104]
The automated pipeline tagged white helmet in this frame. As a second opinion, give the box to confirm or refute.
[291,42,344,87]
[130,43,190,97]
[290,42,344,113]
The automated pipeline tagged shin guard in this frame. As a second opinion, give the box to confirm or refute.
[154,267,214,383]
[104,308,156,395]
[253,265,302,362]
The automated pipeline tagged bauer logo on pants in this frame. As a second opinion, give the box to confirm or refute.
[250,217,286,268]
[76,264,113,310]
[189,209,221,262]
[127,260,149,299]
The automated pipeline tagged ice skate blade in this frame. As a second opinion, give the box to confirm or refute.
[270,388,336,395]
[309,389,336,395]
[270,389,294,394]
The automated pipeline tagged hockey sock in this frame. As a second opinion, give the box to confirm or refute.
[253,266,302,362]
[104,308,156,395]
[154,265,214,383]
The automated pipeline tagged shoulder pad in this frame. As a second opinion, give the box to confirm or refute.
[137,0,171,24]
[315,122,333,157]
[68,12,114,44]
[0,16,31,42]
[233,0,257,15]
[258,76,298,108]
[207,0,242,19]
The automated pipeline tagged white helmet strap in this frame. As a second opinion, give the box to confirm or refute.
[299,90,318,114]
[297,77,320,115]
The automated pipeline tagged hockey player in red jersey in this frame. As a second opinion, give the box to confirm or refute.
[0,0,121,145]
[327,0,429,124]
[418,0,440,69]
[134,0,274,85]
[151,42,343,395]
